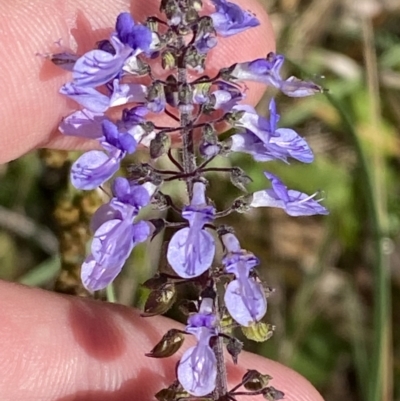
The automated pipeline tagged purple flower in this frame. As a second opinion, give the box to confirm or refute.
[167,182,215,278]
[82,213,151,291]
[72,35,133,88]
[71,150,121,190]
[117,106,156,146]
[231,53,323,97]
[178,298,217,396]
[71,120,136,190]
[221,233,267,326]
[229,100,313,163]
[250,172,329,216]
[115,13,152,53]
[211,86,243,112]
[81,177,153,291]
[111,176,150,210]
[73,13,153,88]
[211,0,259,37]
[102,119,137,153]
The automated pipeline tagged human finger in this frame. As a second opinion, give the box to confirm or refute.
[0,280,322,401]
[0,0,274,163]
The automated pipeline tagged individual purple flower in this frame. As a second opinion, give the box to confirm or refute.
[81,177,153,291]
[210,0,259,37]
[230,53,323,97]
[111,177,150,210]
[81,213,151,291]
[73,13,153,88]
[178,298,217,396]
[167,182,216,278]
[229,100,313,163]
[221,232,267,326]
[71,120,136,190]
[117,106,156,146]
[211,86,243,112]
[102,119,137,153]
[72,35,133,88]
[250,172,329,216]
[115,12,152,53]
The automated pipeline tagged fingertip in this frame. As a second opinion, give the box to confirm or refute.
[0,280,322,401]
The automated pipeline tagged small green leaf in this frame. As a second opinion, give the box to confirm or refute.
[241,322,275,342]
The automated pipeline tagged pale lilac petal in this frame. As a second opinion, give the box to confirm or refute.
[167,228,215,278]
[81,255,124,291]
[90,203,122,232]
[221,232,241,253]
[250,190,285,209]
[132,221,151,243]
[109,80,147,107]
[269,128,314,163]
[177,344,217,396]
[211,0,259,37]
[91,219,135,266]
[280,76,323,97]
[231,55,322,97]
[73,37,131,88]
[59,83,110,113]
[59,109,105,139]
[224,278,267,326]
[250,172,329,216]
[71,150,121,190]
[230,132,276,162]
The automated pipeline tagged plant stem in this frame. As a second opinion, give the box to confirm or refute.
[176,31,228,399]
[212,282,228,399]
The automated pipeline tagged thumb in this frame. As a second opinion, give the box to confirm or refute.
[0,0,274,163]
[0,280,323,401]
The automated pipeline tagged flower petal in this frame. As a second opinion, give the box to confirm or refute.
[177,344,217,396]
[81,255,124,291]
[71,150,121,190]
[225,278,267,326]
[167,228,215,278]
[59,83,110,113]
[59,109,105,139]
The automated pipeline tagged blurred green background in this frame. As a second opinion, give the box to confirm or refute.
[1,0,400,400]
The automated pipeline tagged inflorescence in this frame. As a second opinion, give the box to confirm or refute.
[49,0,328,399]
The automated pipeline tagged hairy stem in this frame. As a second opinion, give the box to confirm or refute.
[178,40,196,197]
[177,34,228,401]
[213,282,228,399]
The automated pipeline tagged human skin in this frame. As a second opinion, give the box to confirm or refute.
[0,1,324,400]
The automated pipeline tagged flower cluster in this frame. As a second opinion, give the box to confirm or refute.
[50,0,327,399]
